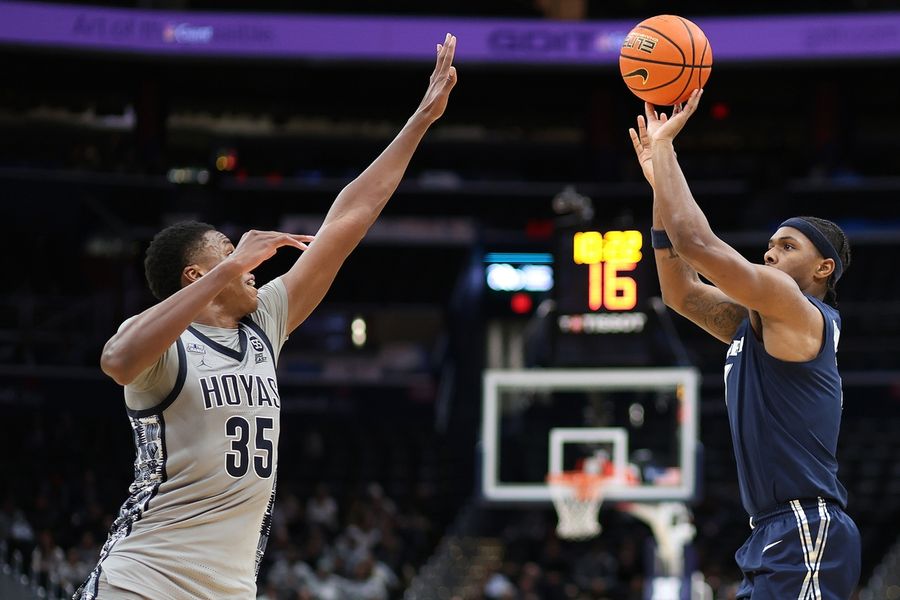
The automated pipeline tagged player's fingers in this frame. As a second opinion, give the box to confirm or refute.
[628,128,641,153]
[447,65,457,88]
[285,233,314,245]
[636,117,649,146]
[434,38,447,74]
[686,88,702,113]
[659,113,668,124]
[644,102,656,122]
[436,33,452,74]
[280,237,307,250]
[262,230,310,239]
[265,232,307,250]
[440,35,457,76]
[629,129,647,160]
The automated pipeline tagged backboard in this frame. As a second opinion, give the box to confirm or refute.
[481,368,700,503]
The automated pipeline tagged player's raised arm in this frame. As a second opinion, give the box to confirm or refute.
[101,230,311,385]
[629,113,746,344]
[279,34,458,334]
[646,91,821,331]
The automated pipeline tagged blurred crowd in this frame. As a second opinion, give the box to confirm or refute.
[0,479,433,600]
[468,508,746,600]
[0,479,106,597]
[257,483,434,600]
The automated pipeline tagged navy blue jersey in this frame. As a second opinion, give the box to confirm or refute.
[723,295,848,516]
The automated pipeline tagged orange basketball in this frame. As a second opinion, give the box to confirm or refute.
[619,15,713,106]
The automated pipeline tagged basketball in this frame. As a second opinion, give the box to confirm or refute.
[619,15,713,106]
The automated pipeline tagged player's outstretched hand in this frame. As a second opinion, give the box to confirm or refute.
[646,88,703,144]
[227,230,315,273]
[415,33,458,124]
[628,114,656,188]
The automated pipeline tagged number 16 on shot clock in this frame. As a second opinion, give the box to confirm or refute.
[572,230,643,311]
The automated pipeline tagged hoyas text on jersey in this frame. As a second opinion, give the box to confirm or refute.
[199,374,281,410]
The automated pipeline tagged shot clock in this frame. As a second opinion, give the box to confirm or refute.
[553,225,661,366]
[571,230,642,312]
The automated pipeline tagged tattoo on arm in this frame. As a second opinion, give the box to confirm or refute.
[658,244,742,340]
[663,247,701,283]
[683,291,747,338]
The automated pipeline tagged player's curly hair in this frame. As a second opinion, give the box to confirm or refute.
[144,221,216,300]
[797,216,851,307]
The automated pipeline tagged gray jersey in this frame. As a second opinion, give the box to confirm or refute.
[77,279,289,600]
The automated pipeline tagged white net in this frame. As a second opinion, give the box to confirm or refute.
[547,474,607,540]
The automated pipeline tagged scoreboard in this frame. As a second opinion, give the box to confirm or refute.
[481,222,673,367]
[550,224,669,366]
[555,228,652,337]
[572,229,642,311]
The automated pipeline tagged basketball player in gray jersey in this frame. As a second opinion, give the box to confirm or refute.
[76,34,458,600]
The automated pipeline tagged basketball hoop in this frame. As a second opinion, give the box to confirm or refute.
[546,471,611,540]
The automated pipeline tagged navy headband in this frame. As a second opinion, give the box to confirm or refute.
[778,217,844,282]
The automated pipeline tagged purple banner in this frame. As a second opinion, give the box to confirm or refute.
[1,1,900,63]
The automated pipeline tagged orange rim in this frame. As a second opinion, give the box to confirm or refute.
[547,472,610,501]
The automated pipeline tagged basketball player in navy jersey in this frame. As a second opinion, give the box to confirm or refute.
[77,36,458,599]
[629,89,860,599]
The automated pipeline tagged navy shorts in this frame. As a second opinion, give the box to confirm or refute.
[735,498,860,600]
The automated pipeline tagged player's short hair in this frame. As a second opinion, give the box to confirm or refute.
[144,221,216,300]
[796,216,851,307]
